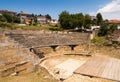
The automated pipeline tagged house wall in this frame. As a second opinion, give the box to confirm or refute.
[37,17,49,24]
[19,14,33,24]
[50,20,57,24]
[37,19,47,24]
[20,16,27,23]
[118,24,120,29]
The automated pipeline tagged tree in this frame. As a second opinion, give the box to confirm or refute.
[59,11,70,29]
[13,16,20,23]
[69,14,76,29]
[98,23,117,36]
[31,13,35,17]
[84,14,92,29]
[76,13,84,28]
[59,11,84,29]
[38,14,42,16]
[0,15,6,22]
[45,14,51,20]
[108,24,117,34]
[98,23,108,36]
[96,13,103,26]
[2,13,13,23]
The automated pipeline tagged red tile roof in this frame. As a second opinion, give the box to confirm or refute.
[108,19,120,24]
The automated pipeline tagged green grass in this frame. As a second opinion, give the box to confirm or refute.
[91,37,106,45]
[0,22,58,31]
[91,36,120,48]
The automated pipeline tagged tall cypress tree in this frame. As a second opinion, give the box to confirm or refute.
[96,13,103,26]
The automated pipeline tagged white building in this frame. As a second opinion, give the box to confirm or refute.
[50,19,57,24]
[91,26,100,30]
[18,11,33,24]
[37,16,49,24]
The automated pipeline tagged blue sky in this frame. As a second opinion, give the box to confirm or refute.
[0,0,117,19]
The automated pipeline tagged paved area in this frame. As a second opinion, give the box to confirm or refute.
[54,59,86,79]
[74,56,120,81]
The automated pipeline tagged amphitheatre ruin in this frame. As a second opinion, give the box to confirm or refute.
[0,30,120,82]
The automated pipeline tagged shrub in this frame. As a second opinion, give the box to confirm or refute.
[0,22,18,30]
[0,22,12,28]
[91,37,106,46]
[49,27,63,31]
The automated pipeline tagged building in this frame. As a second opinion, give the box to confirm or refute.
[50,19,57,25]
[0,10,17,16]
[90,16,97,20]
[91,26,100,30]
[37,16,50,24]
[18,11,33,24]
[108,19,120,29]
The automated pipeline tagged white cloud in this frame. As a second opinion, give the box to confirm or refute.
[97,0,120,20]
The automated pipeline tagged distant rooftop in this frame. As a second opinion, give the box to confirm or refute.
[37,16,46,19]
[19,11,31,15]
[108,19,120,24]
[0,10,16,14]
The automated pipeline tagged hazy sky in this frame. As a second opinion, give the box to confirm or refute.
[1,0,119,20]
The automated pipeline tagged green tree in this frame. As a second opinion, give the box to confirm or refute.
[31,13,35,17]
[96,13,103,25]
[0,15,6,22]
[38,14,42,16]
[76,13,84,28]
[69,14,76,29]
[13,16,20,23]
[59,11,70,29]
[108,24,117,34]
[2,13,13,23]
[84,14,92,29]
[45,14,51,20]
[59,11,84,29]
[98,23,117,36]
[98,23,108,36]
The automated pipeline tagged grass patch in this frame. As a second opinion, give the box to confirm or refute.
[91,37,106,46]
[49,27,63,31]
[91,36,120,48]
[0,22,58,31]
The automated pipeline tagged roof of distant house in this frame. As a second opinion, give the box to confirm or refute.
[108,19,120,24]
[19,11,31,15]
[37,16,47,19]
[0,10,16,14]
[51,19,56,21]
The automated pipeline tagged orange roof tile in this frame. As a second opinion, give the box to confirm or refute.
[108,19,120,24]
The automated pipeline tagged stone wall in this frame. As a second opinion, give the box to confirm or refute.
[5,31,90,48]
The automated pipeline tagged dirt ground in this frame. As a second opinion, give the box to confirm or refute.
[0,46,117,82]
[0,33,119,82]
[40,55,114,82]
[0,67,58,82]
